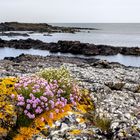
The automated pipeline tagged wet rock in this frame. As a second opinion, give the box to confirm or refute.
[91,60,112,68]
[121,47,140,56]
[0,32,29,37]
[0,39,140,56]
[4,57,15,61]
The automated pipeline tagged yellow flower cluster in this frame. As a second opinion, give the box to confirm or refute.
[13,127,39,140]
[0,77,18,138]
[0,77,18,95]
[0,96,16,127]
[0,76,94,140]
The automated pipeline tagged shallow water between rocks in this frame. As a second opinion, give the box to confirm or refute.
[0,47,140,67]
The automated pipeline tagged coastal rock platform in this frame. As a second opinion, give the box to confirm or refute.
[0,39,140,56]
[0,54,140,139]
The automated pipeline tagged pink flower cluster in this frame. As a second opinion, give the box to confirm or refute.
[70,84,81,105]
[14,76,80,119]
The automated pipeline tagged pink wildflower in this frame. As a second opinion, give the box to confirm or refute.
[24,110,28,114]
[49,113,53,119]
[41,117,45,122]
[26,104,31,110]
[55,109,59,113]
[11,94,15,99]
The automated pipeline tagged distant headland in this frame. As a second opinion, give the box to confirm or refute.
[0,22,97,33]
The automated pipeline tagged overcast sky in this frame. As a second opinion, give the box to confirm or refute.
[0,0,140,23]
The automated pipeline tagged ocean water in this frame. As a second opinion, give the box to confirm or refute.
[0,23,140,67]
[1,23,140,47]
[50,23,140,47]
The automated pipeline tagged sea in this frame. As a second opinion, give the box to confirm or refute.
[0,23,140,67]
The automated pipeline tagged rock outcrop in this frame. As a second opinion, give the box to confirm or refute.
[0,39,140,56]
[0,32,29,37]
[0,22,96,33]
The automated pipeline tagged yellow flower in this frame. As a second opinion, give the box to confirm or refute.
[0,77,18,95]
[77,103,87,113]
[5,105,14,114]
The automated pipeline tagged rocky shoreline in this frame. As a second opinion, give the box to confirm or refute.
[0,22,97,34]
[0,32,30,37]
[0,54,140,139]
[0,38,140,56]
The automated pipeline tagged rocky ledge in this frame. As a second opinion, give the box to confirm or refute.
[0,32,29,37]
[0,38,140,56]
[0,22,97,34]
[0,54,140,139]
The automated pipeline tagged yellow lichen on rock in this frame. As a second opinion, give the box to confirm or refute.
[69,129,81,135]
[14,127,39,140]
[35,104,72,128]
